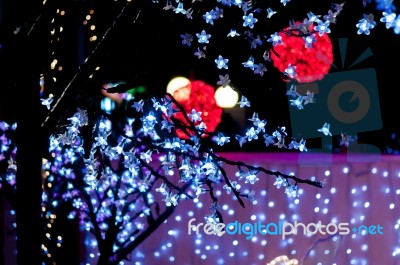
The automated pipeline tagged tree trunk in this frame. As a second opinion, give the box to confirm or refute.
[14,36,45,265]
[6,0,51,264]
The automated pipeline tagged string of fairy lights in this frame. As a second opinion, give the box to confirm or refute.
[38,7,67,261]
[41,158,63,261]
[83,7,103,81]
[39,5,98,261]
[86,162,397,265]
[83,9,98,43]
[48,9,66,86]
[77,164,400,264]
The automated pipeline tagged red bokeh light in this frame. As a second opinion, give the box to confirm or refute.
[171,80,222,140]
[270,23,333,83]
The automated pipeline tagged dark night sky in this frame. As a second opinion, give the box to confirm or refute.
[1,0,399,152]
[90,0,400,152]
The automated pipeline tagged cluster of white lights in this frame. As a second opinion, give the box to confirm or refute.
[89,157,399,265]
[1,150,389,264]
[1,116,398,265]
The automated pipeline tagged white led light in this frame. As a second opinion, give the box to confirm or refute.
[214,85,239,108]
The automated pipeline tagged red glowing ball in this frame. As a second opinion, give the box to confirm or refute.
[270,23,333,83]
[171,80,222,139]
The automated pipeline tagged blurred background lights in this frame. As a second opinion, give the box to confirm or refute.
[166,76,190,95]
[100,97,115,114]
[214,85,239,108]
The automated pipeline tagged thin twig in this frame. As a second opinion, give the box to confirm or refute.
[213,153,325,188]
[41,2,139,129]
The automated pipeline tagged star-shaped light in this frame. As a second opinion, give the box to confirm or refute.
[194,47,206,59]
[284,64,297,78]
[215,55,229,69]
[267,32,283,46]
[317,122,332,136]
[242,13,258,28]
[196,30,211,44]
[132,100,144,112]
[290,96,303,110]
[174,2,186,14]
[41,96,54,110]
[217,74,231,87]
[242,56,255,70]
[237,95,250,108]
[227,29,240,37]
[266,8,277,18]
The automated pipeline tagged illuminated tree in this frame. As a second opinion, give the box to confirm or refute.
[0,0,399,264]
